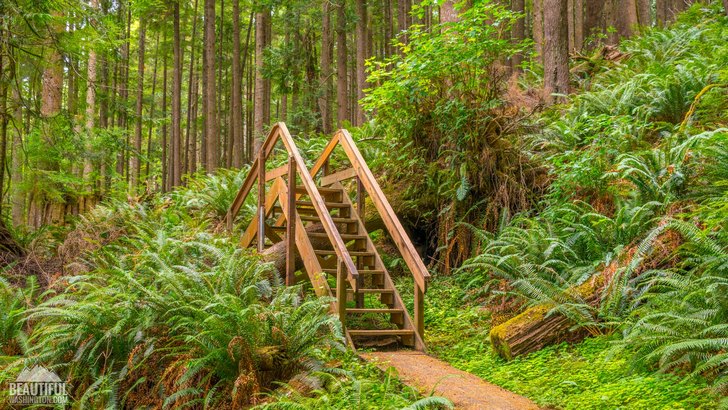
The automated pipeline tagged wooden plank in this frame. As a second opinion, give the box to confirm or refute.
[226,127,281,229]
[286,156,296,286]
[337,260,347,326]
[278,183,330,298]
[320,167,357,186]
[257,149,266,252]
[348,329,414,336]
[335,129,430,292]
[415,282,424,339]
[309,132,341,177]
[265,164,288,181]
[275,123,360,291]
[240,178,284,248]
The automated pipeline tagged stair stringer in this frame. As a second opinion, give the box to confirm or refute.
[331,182,427,352]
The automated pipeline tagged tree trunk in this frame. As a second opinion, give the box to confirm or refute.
[636,0,651,28]
[185,0,200,175]
[355,0,368,126]
[204,0,217,173]
[397,0,410,45]
[319,0,333,134]
[723,0,728,16]
[611,0,638,41]
[11,80,24,226]
[0,31,7,207]
[145,33,160,185]
[573,0,584,51]
[132,19,146,189]
[383,0,393,57]
[511,0,525,71]
[254,9,268,153]
[83,0,98,196]
[336,0,348,127]
[532,0,544,61]
[440,1,458,23]
[231,0,243,168]
[583,1,601,47]
[543,0,569,104]
[161,30,169,192]
[172,1,183,187]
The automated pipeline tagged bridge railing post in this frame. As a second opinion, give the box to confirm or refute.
[257,149,266,252]
[286,155,296,286]
[415,283,424,339]
[337,259,347,326]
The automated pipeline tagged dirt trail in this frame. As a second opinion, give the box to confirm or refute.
[361,351,539,410]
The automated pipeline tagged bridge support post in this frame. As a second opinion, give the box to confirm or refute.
[337,259,347,326]
[257,149,266,252]
[285,155,296,286]
[415,283,424,339]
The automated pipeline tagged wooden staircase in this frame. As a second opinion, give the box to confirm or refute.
[226,123,429,351]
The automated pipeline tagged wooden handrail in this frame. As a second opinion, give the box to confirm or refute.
[226,123,360,289]
[313,129,431,292]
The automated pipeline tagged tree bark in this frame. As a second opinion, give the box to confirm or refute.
[336,0,349,127]
[172,1,183,187]
[231,0,244,168]
[132,19,146,189]
[319,0,333,134]
[532,0,544,61]
[84,0,98,195]
[636,0,651,28]
[254,9,269,153]
[145,33,160,185]
[162,31,169,192]
[723,0,728,16]
[511,0,525,71]
[203,0,217,173]
[185,0,200,175]
[355,0,368,126]
[573,0,584,51]
[11,78,24,226]
[543,0,569,104]
[440,1,458,23]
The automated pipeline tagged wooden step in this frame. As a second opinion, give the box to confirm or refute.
[315,250,373,257]
[346,308,403,314]
[296,200,350,209]
[294,186,342,197]
[347,329,414,337]
[323,268,384,276]
[298,215,357,224]
[309,232,367,241]
[334,288,394,295]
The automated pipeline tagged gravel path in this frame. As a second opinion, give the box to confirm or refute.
[361,351,539,410]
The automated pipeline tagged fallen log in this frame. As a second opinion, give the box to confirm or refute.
[260,223,328,275]
[489,273,606,360]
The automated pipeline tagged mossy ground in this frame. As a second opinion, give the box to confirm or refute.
[396,276,719,410]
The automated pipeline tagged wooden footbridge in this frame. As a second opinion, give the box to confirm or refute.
[226,123,430,351]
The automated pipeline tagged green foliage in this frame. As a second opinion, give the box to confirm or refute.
[364,1,542,269]
[397,277,718,409]
[451,2,728,398]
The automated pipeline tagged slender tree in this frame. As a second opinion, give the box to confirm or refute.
[172,1,183,187]
[231,0,244,167]
[132,18,146,189]
[355,0,368,125]
[319,0,333,133]
[337,0,348,127]
[203,0,217,172]
[185,0,200,174]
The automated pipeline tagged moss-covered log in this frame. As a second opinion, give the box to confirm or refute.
[489,274,605,360]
